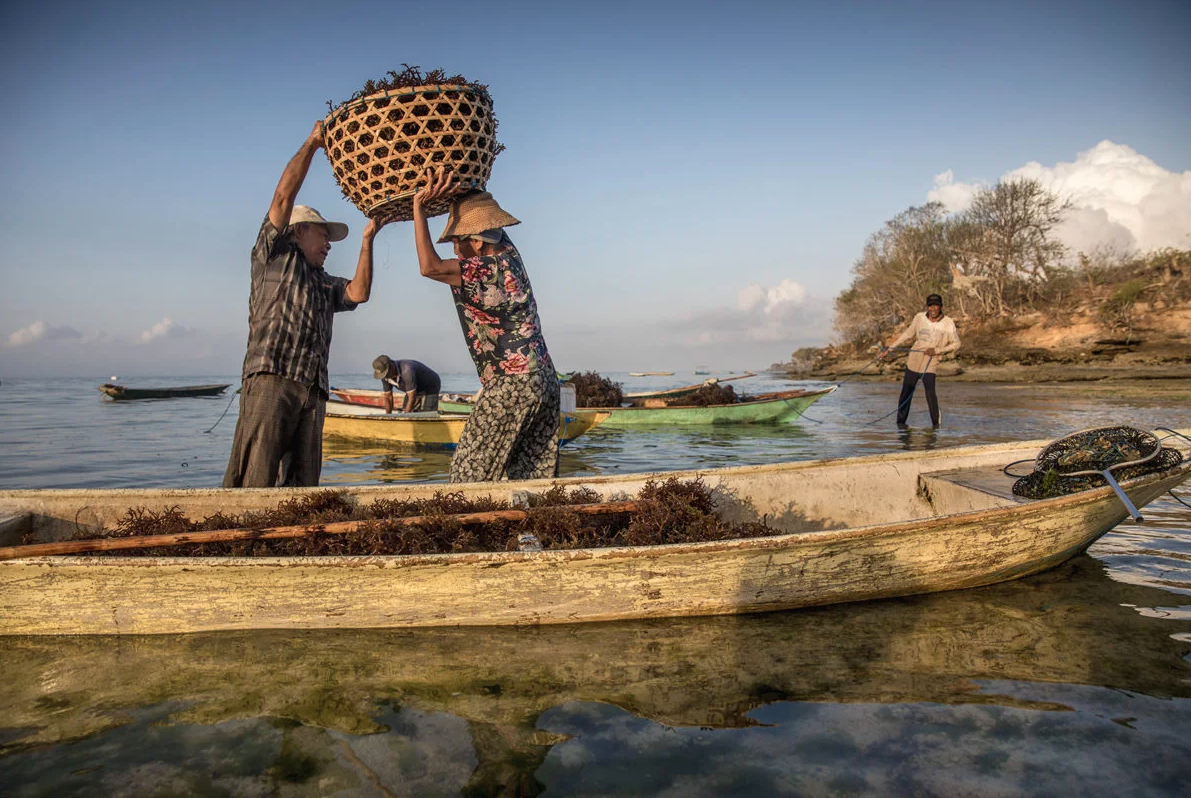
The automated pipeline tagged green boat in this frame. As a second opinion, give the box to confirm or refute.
[594,386,836,427]
[440,385,835,426]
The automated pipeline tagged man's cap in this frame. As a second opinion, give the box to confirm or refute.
[289,205,348,242]
[372,355,394,380]
[437,191,520,244]
[925,293,943,307]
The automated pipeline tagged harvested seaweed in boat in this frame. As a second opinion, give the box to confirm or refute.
[667,383,750,407]
[69,479,776,558]
[568,371,623,408]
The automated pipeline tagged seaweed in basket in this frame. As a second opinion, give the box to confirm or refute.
[326,65,484,113]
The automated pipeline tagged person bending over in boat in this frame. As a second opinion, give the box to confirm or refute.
[223,121,389,488]
[411,167,559,483]
[371,355,442,413]
[878,293,960,428]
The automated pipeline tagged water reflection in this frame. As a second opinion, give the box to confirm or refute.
[3,556,1189,794]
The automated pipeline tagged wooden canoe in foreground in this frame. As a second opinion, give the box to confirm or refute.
[99,383,231,400]
[322,407,609,448]
[0,433,1187,635]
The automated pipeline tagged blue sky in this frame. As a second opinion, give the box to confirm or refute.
[1,0,1188,377]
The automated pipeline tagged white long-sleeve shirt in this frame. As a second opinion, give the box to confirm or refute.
[888,312,961,374]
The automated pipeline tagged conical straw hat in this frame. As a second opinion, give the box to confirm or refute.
[437,192,520,243]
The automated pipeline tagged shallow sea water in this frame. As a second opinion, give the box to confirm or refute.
[1,372,1190,796]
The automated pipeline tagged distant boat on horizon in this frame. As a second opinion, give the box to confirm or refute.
[99,383,231,401]
[628,371,675,377]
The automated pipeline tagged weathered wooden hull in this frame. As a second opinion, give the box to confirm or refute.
[99,383,231,400]
[0,435,1187,635]
[596,386,836,427]
[322,409,608,448]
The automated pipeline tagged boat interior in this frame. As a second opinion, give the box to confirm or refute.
[9,436,1180,548]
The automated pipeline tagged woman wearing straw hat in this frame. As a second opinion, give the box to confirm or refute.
[412,167,559,483]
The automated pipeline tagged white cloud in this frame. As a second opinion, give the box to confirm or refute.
[928,141,1191,254]
[5,320,83,348]
[927,169,980,214]
[736,279,807,316]
[672,279,820,346]
[139,318,190,343]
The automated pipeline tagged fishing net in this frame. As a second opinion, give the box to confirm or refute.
[1012,426,1183,499]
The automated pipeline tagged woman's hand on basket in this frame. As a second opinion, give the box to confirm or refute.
[414,167,461,210]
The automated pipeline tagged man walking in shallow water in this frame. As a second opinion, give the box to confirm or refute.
[223,122,388,488]
[879,293,961,428]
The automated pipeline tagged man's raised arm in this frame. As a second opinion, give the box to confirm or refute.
[268,121,325,231]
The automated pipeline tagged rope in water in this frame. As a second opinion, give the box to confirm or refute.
[792,347,933,426]
[204,388,240,434]
[1155,429,1191,510]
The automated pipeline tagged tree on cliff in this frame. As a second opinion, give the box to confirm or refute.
[834,202,955,347]
[957,178,1071,315]
[833,179,1071,348]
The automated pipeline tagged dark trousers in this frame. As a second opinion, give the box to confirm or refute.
[896,369,939,427]
[222,374,326,487]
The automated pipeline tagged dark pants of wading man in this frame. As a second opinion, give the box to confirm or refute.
[223,374,326,487]
[449,370,560,483]
[896,369,940,427]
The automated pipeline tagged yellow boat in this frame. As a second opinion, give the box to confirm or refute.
[322,408,610,449]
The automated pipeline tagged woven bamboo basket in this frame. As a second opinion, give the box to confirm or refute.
[322,83,499,223]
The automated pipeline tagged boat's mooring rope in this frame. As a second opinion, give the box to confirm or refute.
[204,387,240,434]
[863,353,935,426]
[789,347,931,426]
[1156,428,1191,510]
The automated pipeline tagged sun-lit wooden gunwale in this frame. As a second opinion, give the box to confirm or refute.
[0,433,1187,635]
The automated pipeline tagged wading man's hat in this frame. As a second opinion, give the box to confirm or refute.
[925,293,943,307]
[288,205,349,242]
[372,355,394,380]
[437,192,520,243]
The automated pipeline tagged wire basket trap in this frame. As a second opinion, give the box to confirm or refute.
[323,83,501,224]
[1009,426,1184,521]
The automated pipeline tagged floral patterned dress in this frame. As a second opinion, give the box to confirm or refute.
[451,236,553,386]
[448,235,559,483]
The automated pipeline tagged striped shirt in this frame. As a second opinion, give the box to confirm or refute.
[239,216,357,393]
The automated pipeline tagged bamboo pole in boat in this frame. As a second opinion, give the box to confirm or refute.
[0,501,644,560]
